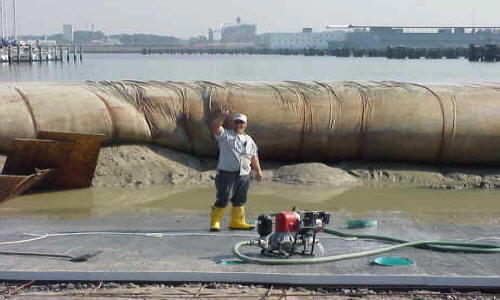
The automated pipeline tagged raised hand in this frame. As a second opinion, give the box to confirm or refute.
[211,104,233,135]
[220,104,232,119]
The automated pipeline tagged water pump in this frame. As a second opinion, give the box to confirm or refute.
[256,208,331,258]
[234,209,500,265]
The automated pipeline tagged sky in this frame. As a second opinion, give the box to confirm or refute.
[7,0,500,38]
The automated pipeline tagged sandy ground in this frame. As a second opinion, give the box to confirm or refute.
[92,144,500,189]
[2,144,500,189]
[92,144,361,188]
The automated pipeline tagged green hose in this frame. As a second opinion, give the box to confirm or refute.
[324,228,500,253]
[233,228,500,265]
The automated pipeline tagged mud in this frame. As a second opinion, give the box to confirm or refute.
[92,144,363,188]
[93,144,217,188]
[2,144,500,190]
[92,145,500,190]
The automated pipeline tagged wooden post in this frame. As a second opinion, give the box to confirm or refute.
[16,44,20,62]
[7,45,11,64]
[28,45,33,62]
[38,45,42,61]
[79,45,83,61]
[59,46,63,61]
[66,46,70,61]
[73,45,76,61]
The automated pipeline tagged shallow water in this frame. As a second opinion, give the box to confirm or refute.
[1,184,499,225]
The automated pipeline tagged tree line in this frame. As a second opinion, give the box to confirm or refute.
[18,31,208,46]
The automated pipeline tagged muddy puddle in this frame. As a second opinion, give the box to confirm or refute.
[1,183,499,225]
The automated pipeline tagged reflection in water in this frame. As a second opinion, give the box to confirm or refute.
[0,58,84,82]
[1,183,499,225]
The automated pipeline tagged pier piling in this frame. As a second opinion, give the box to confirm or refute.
[135,44,498,62]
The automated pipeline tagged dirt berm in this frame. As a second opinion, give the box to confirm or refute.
[2,144,500,189]
[62,145,500,189]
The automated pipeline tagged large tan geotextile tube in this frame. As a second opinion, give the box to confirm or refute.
[1,81,500,164]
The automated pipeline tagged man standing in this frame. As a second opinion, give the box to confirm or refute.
[210,109,263,231]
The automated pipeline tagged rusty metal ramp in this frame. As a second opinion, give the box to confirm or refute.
[0,169,54,203]
[0,131,104,202]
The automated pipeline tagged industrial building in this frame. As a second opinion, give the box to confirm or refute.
[258,28,346,50]
[220,17,257,43]
[337,25,500,48]
[256,25,500,50]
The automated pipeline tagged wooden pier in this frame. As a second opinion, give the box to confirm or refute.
[140,44,500,62]
[0,45,83,63]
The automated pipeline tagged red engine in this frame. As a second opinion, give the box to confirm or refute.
[257,209,331,257]
[275,212,299,233]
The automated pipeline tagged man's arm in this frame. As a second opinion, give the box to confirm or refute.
[251,155,263,181]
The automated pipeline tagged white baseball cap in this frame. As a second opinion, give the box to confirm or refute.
[233,113,247,123]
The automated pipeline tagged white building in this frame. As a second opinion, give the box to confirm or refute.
[62,24,73,42]
[100,37,122,46]
[259,28,347,50]
[26,39,57,46]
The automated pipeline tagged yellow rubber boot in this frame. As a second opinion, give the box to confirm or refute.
[229,206,255,230]
[210,206,225,232]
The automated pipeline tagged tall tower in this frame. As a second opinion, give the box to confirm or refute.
[208,28,214,44]
[63,24,73,42]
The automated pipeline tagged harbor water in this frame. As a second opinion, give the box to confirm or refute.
[1,53,500,83]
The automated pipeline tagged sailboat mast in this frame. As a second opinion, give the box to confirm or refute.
[0,0,4,43]
[12,0,15,42]
[4,0,8,42]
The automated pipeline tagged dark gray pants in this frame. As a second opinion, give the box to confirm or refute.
[214,170,251,208]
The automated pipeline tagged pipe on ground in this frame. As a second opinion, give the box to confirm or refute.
[1,80,500,164]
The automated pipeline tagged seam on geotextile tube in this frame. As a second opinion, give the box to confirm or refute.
[408,83,447,162]
[14,87,38,137]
